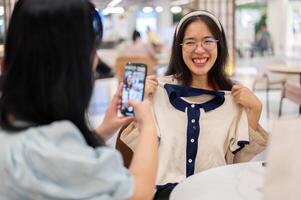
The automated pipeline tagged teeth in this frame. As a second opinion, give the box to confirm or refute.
[193,58,207,64]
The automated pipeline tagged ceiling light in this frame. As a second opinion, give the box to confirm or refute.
[103,7,125,15]
[0,6,4,16]
[171,0,192,6]
[108,0,122,8]
[143,6,154,13]
[155,6,163,13]
[235,0,256,5]
[170,6,182,14]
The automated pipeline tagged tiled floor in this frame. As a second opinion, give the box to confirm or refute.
[88,55,301,149]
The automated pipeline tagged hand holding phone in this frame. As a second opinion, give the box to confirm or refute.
[121,63,147,116]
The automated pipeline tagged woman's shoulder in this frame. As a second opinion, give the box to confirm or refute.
[0,121,89,158]
[26,120,87,147]
[0,120,126,166]
[0,121,133,199]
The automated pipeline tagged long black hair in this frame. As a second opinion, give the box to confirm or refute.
[166,11,233,90]
[0,0,104,147]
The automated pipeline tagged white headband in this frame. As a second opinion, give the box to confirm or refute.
[176,10,222,36]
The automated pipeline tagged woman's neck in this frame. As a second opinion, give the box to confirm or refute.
[190,76,214,90]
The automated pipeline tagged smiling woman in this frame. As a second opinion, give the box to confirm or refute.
[180,20,219,89]
[119,10,269,199]
[167,10,230,89]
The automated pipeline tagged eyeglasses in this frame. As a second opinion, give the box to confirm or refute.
[180,37,218,52]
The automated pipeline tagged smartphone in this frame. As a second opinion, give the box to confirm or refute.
[120,63,147,116]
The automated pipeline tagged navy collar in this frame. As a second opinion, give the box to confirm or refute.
[164,84,225,112]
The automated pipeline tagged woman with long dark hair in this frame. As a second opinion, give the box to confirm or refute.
[0,0,158,199]
[121,10,269,199]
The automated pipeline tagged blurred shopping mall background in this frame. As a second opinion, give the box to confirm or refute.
[0,0,300,147]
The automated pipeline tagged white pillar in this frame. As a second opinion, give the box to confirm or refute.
[125,7,137,40]
[157,0,172,36]
[3,0,16,31]
[267,0,288,57]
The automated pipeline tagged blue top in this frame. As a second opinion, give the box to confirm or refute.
[0,120,133,200]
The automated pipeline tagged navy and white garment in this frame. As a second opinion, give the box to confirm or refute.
[164,83,227,177]
[121,75,268,186]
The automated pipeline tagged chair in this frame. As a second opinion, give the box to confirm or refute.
[252,72,286,118]
[115,124,133,168]
[278,81,301,117]
[114,56,157,82]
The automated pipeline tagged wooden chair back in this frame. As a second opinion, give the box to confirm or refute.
[115,56,157,82]
[115,125,133,168]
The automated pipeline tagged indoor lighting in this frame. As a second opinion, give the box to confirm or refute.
[235,0,256,6]
[170,6,182,14]
[0,6,4,16]
[107,0,122,8]
[155,6,163,13]
[171,0,192,6]
[103,7,125,15]
[142,6,154,13]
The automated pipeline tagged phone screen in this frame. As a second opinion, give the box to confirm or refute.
[121,63,147,116]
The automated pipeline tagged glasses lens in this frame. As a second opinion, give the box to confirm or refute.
[182,41,196,52]
[202,38,218,51]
